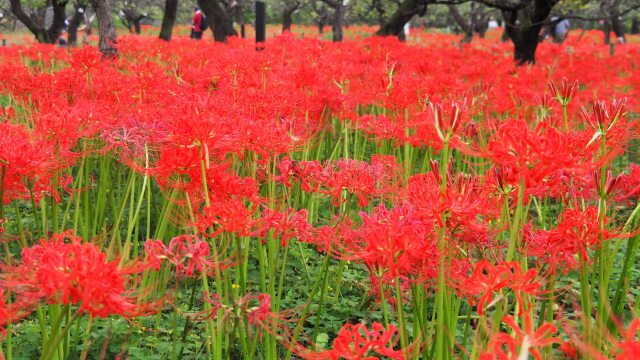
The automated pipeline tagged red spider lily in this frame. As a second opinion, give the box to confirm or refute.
[195,199,255,237]
[1,231,155,318]
[615,319,640,359]
[0,288,10,335]
[580,98,626,135]
[535,93,553,112]
[407,100,469,152]
[525,206,630,271]
[558,341,579,359]
[354,114,407,144]
[406,169,499,241]
[527,168,592,203]
[431,100,465,143]
[334,203,438,278]
[548,77,579,106]
[68,46,106,75]
[480,315,559,360]
[300,322,405,360]
[203,292,296,341]
[258,208,313,246]
[144,235,234,278]
[367,272,413,307]
[617,163,640,201]
[276,156,400,207]
[456,260,544,315]
[0,122,58,204]
[593,169,624,198]
[482,120,576,188]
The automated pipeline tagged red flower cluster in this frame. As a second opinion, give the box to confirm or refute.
[301,322,404,360]
[145,235,234,277]
[458,260,543,315]
[1,231,153,318]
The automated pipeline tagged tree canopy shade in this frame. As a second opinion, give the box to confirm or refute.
[318,0,346,41]
[197,0,237,42]
[377,0,429,39]
[502,0,557,64]
[376,0,563,64]
[91,0,118,56]
[67,4,86,46]
[9,0,68,43]
[159,0,179,41]
[281,0,303,32]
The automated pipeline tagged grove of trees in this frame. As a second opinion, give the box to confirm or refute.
[2,0,640,63]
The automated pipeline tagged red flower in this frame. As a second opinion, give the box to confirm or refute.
[0,288,10,335]
[481,315,558,360]
[431,100,465,143]
[525,206,630,271]
[300,322,405,360]
[457,260,543,315]
[144,235,234,278]
[615,319,640,359]
[2,231,154,318]
[580,98,626,135]
[558,341,578,359]
[258,207,313,246]
[548,77,579,106]
[482,120,576,188]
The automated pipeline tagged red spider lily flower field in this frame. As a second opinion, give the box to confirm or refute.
[1,29,640,359]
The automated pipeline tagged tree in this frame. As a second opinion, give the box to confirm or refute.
[319,0,345,41]
[601,0,625,43]
[158,0,178,41]
[91,0,118,56]
[121,5,147,34]
[67,2,87,45]
[449,4,474,41]
[9,0,68,43]
[501,0,558,64]
[310,0,330,34]
[0,1,19,32]
[377,0,562,63]
[282,0,302,32]
[377,0,428,39]
[233,0,246,38]
[197,0,237,41]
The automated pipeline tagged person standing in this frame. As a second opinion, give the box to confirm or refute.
[554,18,571,43]
[191,6,203,39]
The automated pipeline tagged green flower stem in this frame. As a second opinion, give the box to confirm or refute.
[393,277,409,356]
[506,176,526,262]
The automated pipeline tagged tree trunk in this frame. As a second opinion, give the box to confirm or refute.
[235,0,246,38]
[377,0,428,40]
[610,14,625,42]
[501,28,509,42]
[602,20,611,44]
[159,0,178,41]
[197,0,237,42]
[68,5,85,46]
[84,12,95,42]
[331,4,343,41]
[283,10,294,32]
[502,0,557,65]
[448,4,472,43]
[318,22,324,34]
[91,0,118,57]
[471,3,487,38]
[631,18,639,34]
[10,0,68,43]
